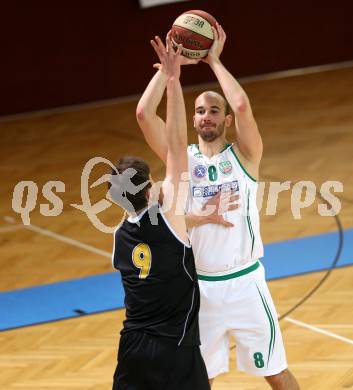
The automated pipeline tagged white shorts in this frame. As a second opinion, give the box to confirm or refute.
[197,261,287,379]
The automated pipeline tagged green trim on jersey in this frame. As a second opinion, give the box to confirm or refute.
[191,143,232,156]
[197,260,259,281]
[246,188,255,257]
[230,147,257,182]
[256,284,276,367]
[220,143,232,153]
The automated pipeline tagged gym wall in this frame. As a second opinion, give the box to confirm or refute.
[1,0,352,116]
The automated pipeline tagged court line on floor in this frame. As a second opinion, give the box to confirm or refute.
[285,317,353,346]
[3,216,111,259]
[4,216,16,223]
[25,224,112,258]
[0,225,23,233]
[315,324,353,329]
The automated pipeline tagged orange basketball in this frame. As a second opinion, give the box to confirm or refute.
[171,10,218,59]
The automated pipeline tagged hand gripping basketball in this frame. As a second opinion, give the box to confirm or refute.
[202,23,226,64]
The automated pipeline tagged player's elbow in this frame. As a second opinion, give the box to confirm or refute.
[136,103,155,125]
[136,104,146,123]
[234,94,248,114]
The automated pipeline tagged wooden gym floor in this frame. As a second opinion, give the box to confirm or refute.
[0,65,352,389]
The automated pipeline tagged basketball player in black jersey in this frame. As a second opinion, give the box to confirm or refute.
[110,35,210,390]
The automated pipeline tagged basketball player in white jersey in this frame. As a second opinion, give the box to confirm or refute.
[136,25,300,389]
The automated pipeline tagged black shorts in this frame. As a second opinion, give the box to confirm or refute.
[112,331,210,390]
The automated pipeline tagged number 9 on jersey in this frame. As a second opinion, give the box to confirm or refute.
[132,243,152,279]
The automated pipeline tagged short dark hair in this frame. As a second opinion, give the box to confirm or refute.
[109,156,151,213]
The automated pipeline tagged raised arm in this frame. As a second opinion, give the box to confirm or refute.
[136,68,168,163]
[206,24,263,164]
[136,40,200,164]
[150,35,188,242]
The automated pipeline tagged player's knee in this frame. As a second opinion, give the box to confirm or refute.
[265,368,288,386]
[265,369,300,390]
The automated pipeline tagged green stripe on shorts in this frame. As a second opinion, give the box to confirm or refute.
[256,284,276,367]
[197,261,259,281]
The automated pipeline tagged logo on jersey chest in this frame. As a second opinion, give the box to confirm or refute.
[219,160,233,176]
[193,164,218,182]
[193,180,239,198]
[193,164,207,178]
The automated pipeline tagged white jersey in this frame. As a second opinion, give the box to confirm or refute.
[187,143,264,273]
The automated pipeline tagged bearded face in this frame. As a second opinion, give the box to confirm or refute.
[193,92,231,143]
[196,120,226,142]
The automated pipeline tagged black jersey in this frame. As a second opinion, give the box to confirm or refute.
[112,204,200,346]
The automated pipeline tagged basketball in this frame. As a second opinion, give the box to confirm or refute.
[171,10,218,59]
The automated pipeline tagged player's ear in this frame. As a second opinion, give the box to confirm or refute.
[193,115,196,128]
[225,114,233,127]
